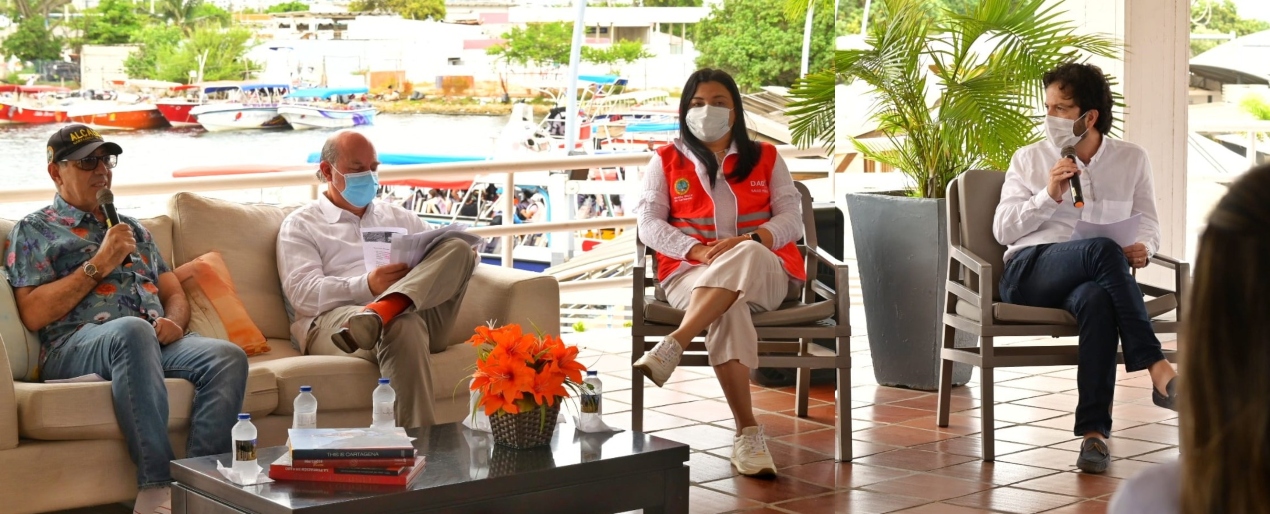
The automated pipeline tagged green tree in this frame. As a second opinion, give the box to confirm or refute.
[264,0,309,13]
[694,0,834,90]
[71,0,148,48]
[1191,0,1270,56]
[1,16,62,61]
[124,24,253,82]
[348,0,444,20]
[191,2,230,26]
[10,0,72,19]
[487,21,574,68]
[580,40,653,66]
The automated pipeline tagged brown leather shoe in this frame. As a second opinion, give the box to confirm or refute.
[331,311,383,353]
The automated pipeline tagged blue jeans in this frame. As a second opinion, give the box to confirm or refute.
[41,317,249,488]
[999,237,1165,439]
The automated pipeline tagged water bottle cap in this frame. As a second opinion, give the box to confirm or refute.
[299,385,312,392]
[586,370,597,376]
[238,413,250,420]
[378,378,390,384]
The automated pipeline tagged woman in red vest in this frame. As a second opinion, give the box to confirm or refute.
[634,69,805,477]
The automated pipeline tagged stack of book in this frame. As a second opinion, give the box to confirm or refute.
[268,427,425,486]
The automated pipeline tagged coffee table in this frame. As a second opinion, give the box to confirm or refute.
[170,422,689,514]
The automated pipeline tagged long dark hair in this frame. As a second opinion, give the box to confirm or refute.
[677,68,761,187]
[1181,163,1270,514]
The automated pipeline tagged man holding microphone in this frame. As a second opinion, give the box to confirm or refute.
[992,63,1179,474]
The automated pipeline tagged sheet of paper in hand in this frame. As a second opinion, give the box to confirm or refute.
[389,223,484,268]
[361,227,408,270]
[1070,213,1141,247]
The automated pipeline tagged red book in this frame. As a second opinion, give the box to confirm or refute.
[269,454,426,486]
[291,457,417,469]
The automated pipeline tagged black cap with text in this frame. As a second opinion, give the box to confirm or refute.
[46,124,123,164]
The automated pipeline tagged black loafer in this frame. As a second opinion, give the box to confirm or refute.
[1076,437,1110,474]
[1152,377,1178,412]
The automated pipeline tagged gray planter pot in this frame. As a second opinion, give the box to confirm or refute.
[845,192,972,391]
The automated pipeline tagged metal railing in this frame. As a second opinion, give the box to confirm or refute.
[0,145,828,269]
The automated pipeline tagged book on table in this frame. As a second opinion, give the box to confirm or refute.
[287,427,416,460]
[269,452,427,486]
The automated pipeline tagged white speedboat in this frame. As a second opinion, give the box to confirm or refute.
[278,87,377,130]
[189,83,290,132]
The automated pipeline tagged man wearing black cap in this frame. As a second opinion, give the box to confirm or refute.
[3,125,248,514]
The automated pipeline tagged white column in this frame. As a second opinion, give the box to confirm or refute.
[1123,0,1189,264]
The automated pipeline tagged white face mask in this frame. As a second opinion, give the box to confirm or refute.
[685,105,733,143]
[1044,111,1090,149]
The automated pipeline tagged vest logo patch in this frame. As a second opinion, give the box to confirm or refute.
[673,177,690,195]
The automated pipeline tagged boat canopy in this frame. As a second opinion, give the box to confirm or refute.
[624,121,679,133]
[238,83,290,92]
[578,75,620,85]
[285,87,370,99]
[0,85,70,94]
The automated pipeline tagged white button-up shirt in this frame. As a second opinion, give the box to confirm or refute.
[636,139,803,282]
[993,138,1160,263]
[278,193,433,351]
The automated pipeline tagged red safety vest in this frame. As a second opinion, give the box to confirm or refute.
[655,142,806,283]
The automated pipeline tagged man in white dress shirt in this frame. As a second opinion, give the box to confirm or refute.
[277,130,476,428]
[992,63,1179,474]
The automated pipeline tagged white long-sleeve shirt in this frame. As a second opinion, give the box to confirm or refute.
[993,138,1160,263]
[636,140,803,282]
[277,193,432,351]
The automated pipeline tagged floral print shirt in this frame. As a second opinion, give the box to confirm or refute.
[3,195,170,364]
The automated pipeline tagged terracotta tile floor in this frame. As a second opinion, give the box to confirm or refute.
[58,325,1178,514]
[567,324,1179,514]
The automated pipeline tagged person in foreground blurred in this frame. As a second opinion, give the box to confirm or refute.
[634,68,804,477]
[1109,163,1270,514]
[4,125,248,514]
[992,62,1179,473]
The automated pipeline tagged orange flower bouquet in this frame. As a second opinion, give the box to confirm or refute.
[466,323,588,448]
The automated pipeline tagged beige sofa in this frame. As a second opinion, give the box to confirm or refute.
[0,192,560,514]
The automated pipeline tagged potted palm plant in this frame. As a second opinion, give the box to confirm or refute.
[789,0,1119,389]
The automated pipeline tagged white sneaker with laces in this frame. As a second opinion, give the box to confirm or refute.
[632,336,683,387]
[732,425,777,477]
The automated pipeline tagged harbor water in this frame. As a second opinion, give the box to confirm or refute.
[0,114,507,218]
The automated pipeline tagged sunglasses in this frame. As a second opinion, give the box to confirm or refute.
[63,154,118,171]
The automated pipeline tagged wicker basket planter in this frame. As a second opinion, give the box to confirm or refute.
[490,402,561,449]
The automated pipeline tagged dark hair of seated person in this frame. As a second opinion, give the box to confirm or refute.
[1181,162,1270,514]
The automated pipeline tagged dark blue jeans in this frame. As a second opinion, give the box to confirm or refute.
[42,317,249,488]
[999,237,1165,438]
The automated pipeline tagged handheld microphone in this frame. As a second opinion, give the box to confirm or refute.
[1061,146,1084,208]
[95,188,134,267]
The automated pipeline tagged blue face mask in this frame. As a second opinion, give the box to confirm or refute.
[336,167,378,208]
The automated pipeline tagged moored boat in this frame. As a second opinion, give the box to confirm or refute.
[278,87,377,130]
[189,83,290,132]
[68,103,170,130]
[0,85,72,124]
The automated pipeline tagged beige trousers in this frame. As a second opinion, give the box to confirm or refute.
[307,238,477,428]
[662,241,789,369]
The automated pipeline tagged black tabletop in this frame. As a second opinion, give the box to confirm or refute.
[171,422,690,513]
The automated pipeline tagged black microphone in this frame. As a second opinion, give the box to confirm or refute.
[1061,146,1085,208]
[96,188,134,267]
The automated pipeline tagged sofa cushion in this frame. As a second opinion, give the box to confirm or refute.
[168,194,292,341]
[14,365,277,440]
[175,251,270,356]
[1,215,173,382]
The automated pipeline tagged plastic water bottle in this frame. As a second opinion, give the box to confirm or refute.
[231,413,257,477]
[581,371,603,425]
[293,385,317,429]
[371,378,396,428]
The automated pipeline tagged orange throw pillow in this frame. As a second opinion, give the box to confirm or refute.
[173,252,270,356]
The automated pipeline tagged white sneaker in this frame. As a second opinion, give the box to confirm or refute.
[633,336,683,387]
[732,425,777,477]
